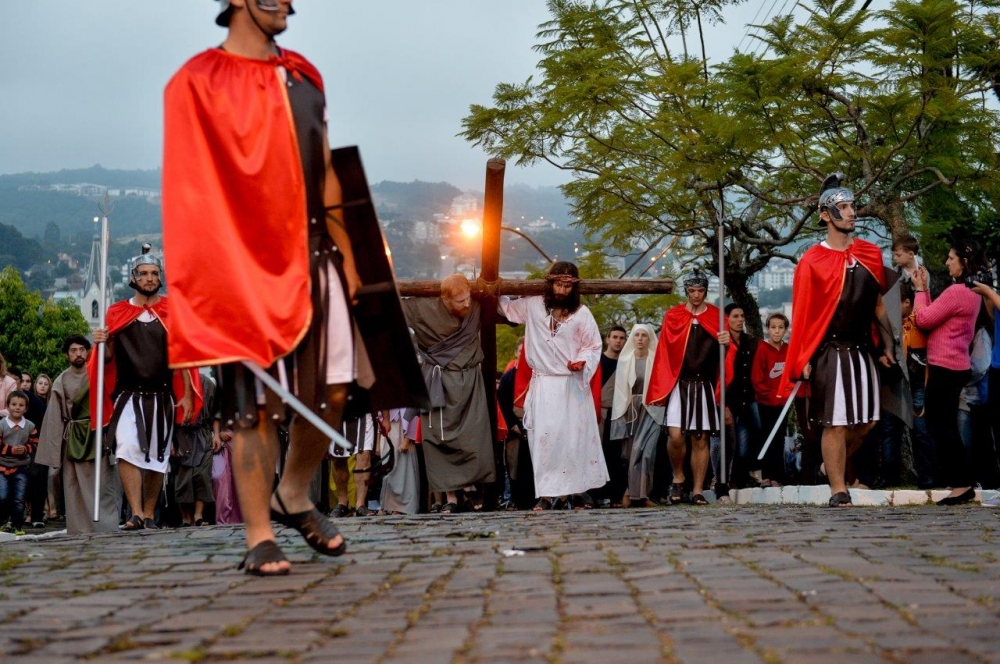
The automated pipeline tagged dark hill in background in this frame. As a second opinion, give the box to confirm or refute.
[0,165,162,241]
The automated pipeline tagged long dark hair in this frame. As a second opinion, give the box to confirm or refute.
[949,241,983,280]
[543,261,582,313]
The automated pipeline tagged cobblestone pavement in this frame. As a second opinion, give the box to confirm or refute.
[2,507,1000,663]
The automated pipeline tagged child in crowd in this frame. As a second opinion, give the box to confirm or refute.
[752,313,789,487]
[900,281,935,488]
[0,391,39,534]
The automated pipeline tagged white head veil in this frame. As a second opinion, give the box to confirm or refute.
[610,323,664,425]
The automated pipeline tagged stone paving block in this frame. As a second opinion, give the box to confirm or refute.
[561,645,663,663]
[890,489,930,506]
[898,650,984,664]
[801,484,833,504]
[733,487,763,504]
[851,489,890,506]
[781,485,801,503]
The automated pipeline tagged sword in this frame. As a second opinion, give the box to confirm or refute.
[757,381,802,461]
[240,361,354,453]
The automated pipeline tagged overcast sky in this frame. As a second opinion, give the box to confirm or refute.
[2,1,770,190]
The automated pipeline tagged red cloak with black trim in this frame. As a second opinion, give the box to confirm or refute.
[162,47,324,368]
[88,298,203,430]
[778,238,887,399]
[646,303,736,405]
[512,343,602,423]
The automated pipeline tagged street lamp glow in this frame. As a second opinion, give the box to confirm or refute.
[460,219,481,239]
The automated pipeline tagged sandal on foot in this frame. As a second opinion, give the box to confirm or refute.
[429,502,442,513]
[570,493,594,510]
[669,483,686,504]
[440,502,459,514]
[270,491,347,557]
[329,504,353,518]
[691,494,709,506]
[355,505,373,517]
[532,498,553,511]
[122,515,144,531]
[828,491,853,508]
[238,540,290,577]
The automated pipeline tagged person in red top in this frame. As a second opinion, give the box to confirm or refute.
[647,270,734,505]
[779,174,894,507]
[752,313,789,487]
[163,0,362,575]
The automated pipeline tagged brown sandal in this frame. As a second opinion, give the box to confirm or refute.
[238,540,290,577]
[270,491,347,557]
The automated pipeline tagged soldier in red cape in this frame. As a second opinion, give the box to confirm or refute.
[90,251,199,531]
[778,174,895,508]
[647,270,735,506]
[162,0,368,575]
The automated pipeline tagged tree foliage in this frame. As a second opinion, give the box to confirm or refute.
[0,267,89,379]
[462,0,1000,326]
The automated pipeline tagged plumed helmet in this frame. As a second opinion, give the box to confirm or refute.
[128,243,163,289]
[683,268,709,290]
[216,0,295,27]
[817,172,855,225]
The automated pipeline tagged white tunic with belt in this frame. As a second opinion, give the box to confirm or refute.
[499,296,609,497]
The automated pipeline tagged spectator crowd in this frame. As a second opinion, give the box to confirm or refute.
[3,235,999,537]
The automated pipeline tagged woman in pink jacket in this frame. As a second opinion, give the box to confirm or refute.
[912,243,985,505]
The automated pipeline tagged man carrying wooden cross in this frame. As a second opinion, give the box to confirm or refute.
[499,261,609,510]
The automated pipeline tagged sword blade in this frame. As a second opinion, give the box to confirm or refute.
[240,361,355,452]
[757,382,801,461]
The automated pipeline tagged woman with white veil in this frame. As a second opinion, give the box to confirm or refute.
[610,324,665,506]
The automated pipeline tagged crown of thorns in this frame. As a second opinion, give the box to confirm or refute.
[545,274,580,283]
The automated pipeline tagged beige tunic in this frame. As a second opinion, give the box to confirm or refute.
[36,369,121,534]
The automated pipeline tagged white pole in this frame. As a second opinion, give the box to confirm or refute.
[717,206,727,485]
[92,214,109,522]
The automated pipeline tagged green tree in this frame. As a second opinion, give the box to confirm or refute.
[0,267,89,378]
[462,0,1000,328]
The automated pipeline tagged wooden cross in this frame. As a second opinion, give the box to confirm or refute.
[396,159,675,435]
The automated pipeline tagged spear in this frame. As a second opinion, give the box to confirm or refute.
[92,195,112,522]
[716,198,727,487]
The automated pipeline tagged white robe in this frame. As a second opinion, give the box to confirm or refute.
[499,296,609,497]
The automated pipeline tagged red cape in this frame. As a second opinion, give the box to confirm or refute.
[512,343,602,422]
[88,298,203,429]
[646,303,736,405]
[162,47,324,368]
[779,238,887,398]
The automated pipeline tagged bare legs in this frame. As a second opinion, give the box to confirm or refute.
[231,384,348,574]
[822,423,874,498]
[667,428,710,496]
[118,459,163,521]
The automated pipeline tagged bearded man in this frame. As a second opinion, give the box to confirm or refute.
[91,251,198,530]
[402,274,495,513]
[499,261,609,510]
[35,335,122,534]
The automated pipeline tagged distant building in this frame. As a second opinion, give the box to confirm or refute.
[758,264,795,290]
[449,193,479,218]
